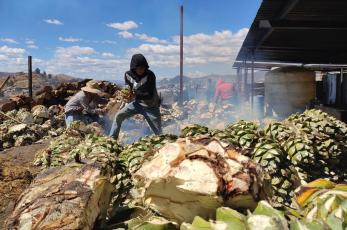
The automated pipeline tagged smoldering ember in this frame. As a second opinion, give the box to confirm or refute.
[1,1,347,229]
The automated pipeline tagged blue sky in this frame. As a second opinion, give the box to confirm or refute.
[0,0,261,80]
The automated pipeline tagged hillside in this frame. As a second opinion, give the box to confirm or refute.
[0,73,78,98]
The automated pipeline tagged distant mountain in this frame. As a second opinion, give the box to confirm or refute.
[0,72,12,77]
[158,72,265,87]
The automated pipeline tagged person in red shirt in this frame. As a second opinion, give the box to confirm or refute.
[214,80,234,105]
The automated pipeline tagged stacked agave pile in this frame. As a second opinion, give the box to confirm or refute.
[0,105,65,150]
[263,110,347,188]
[6,109,347,229]
[180,124,210,138]
[7,121,124,229]
[252,138,299,207]
[249,110,347,207]
[212,120,259,152]
[34,121,105,167]
[286,110,347,182]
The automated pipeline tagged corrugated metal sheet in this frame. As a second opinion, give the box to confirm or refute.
[234,0,347,66]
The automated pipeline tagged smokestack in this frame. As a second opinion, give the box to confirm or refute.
[179,5,184,104]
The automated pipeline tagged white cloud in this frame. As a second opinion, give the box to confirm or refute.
[118,31,134,39]
[134,33,167,44]
[118,31,167,44]
[27,45,38,49]
[107,21,138,30]
[25,40,35,45]
[102,40,117,45]
[43,48,128,79]
[129,44,179,55]
[102,52,114,58]
[44,19,63,25]
[0,54,8,61]
[0,28,249,80]
[0,45,25,56]
[55,46,95,58]
[25,40,38,49]
[128,28,248,67]
[58,37,82,42]
[1,38,17,44]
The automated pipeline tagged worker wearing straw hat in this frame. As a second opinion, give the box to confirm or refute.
[64,80,109,126]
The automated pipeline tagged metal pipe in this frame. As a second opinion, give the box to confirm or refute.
[28,56,33,98]
[236,67,241,97]
[179,5,184,104]
[244,64,248,102]
[241,59,246,100]
[251,51,255,113]
[341,68,345,106]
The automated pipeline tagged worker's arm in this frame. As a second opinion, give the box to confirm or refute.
[80,95,104,114]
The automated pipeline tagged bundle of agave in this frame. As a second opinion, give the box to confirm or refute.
[0,106,66,150]
[34,121,105,167]
[264,109,347,184]
[180,124,209,138]
[252,138,300,207]
[131,136,265,224]
[181,201,289,230]
[287,110,347,182]
[294,179,347,230]
[211,121,259,154]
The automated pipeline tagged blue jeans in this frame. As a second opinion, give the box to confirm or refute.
[65,112,100,127]
[109,101,162,139]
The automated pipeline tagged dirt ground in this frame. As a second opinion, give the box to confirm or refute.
[0,141,49,226]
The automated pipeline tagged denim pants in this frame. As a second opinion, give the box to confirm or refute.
[65,112,100,127]
[109,101,162,139]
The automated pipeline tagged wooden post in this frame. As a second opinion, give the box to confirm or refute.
[0,76,10,92]
[179,5,184,104]
[28,56,33,98]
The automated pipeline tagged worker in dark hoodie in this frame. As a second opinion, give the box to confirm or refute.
[109,54,162,139]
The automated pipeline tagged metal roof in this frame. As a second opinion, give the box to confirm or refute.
[234,0,347,68]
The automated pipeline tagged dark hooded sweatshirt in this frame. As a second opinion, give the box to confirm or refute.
[124,54,160,107]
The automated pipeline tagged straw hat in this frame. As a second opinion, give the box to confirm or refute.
[81,80,108,96]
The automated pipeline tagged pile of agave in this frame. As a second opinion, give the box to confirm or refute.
[0,105,66,150]
[5,109,347,229]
